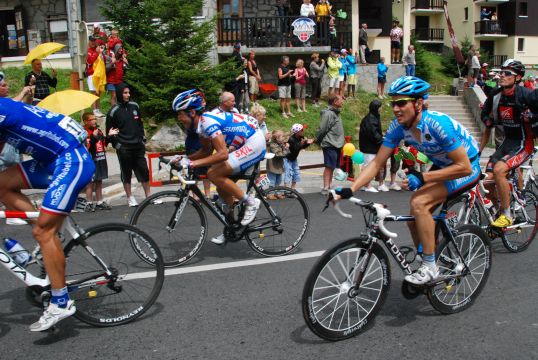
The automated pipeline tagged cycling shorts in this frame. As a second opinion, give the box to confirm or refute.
[444,158,481,199]
[18,144,95,215]
[227,131,266,174]
[486,138,533,172]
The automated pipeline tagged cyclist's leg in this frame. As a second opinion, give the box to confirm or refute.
[208,161,242,206]
[0,164,37,212]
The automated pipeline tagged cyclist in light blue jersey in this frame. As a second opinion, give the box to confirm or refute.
[172,89,266,244]
[0,97,95,331]
[332,76,481,285]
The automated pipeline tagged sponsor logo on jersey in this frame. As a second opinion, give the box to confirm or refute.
[499,106,514,121]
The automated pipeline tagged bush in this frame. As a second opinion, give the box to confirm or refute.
[411,38,432,82]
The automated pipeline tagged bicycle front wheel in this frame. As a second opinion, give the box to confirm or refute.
[245,186,309,256]
[501,190,538,253]
[130,190,208,267]
[302,238,390,341]
[429,224,491,314]
[64,223,164,327]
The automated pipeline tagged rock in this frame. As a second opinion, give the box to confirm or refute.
[148,124,185,151]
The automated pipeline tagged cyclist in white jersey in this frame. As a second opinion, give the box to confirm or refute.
[172,90,266,243]
[332,77,480,285]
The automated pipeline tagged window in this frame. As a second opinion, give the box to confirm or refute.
[464,7,468,21]
[519,2,528,17]
[518,38,525,52]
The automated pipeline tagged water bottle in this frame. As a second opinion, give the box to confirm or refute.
[483,198,494,210]
[212,195,228,213]
[3,238,31,268]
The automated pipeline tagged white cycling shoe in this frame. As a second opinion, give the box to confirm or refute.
[30,300,76,332]
[241,198,261,226]
[211,234,226,245]
[404,263,439,285]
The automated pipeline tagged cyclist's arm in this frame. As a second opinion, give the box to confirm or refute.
[190,134,229,168]
[422,146,472,183]
[187,137,213,161]
[349,145,393,192]
[479,126,492,153]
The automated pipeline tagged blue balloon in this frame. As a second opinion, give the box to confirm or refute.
[351,150,364,165]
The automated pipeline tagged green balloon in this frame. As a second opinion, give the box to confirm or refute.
[351,150,364,164]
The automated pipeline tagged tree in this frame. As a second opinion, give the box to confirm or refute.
[411,38,432,82]
[101,0,237,123]
[441,36,475,78]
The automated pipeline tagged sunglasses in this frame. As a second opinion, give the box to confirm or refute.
[500,70,517,77]
[390,97,417,108]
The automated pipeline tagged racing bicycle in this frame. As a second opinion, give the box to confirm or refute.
[522,146,538,195]
[130,156,310,267]
[302,192,491,341]
[0,210,164,329]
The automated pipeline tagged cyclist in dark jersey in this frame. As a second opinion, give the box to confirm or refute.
[0,98,95,331]
[479,59,538,228]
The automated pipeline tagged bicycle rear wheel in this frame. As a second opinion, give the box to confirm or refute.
[445,194,483,228]
[429,224,491,314]
[245,186,309,256]
[500,190,538,253]
[64,223,164,327]
[302,238,390,341]
[130,190,208,267]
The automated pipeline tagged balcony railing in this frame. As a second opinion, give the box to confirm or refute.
[217,16,331,48]
[492,55,508,68]
[411,28,444,42]
[411,0,444,10]
[474,20,504,35]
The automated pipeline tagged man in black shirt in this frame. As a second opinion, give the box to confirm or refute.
[106,82,152,207]
[24,59,57,104]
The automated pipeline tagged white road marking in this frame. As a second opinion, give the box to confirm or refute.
[124,251,325,280]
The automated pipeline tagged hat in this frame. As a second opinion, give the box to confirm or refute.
[291,123,304,134]
[95,39,105,46]
[482,63,488,67]
[0,71,5,83]
[234,42,241,49]
[340,49,348,55]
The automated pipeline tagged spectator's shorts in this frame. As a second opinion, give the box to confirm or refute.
[87,75,96,92]
[486,138,534,173]
[106,83,117,91]
[444,158,481,199]
[347,74,357,86]
[92,158,109,181]
[391,41,401,49]
[328,77,340,88]
[117,145,150,183]
[472,68,480,78]
[227,131,267,174]
[339,75,345,82]
[378,76,386,84]
[18,144,95,215]
[248,76,259,95]
[278,85,291,99]
[322,147,341,169]
[294,83,306,98]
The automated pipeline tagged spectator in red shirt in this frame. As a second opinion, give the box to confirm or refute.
[105,41,128,106]
[86,36,105,116]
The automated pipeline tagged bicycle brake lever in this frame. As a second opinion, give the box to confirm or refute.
[322,193,334,212]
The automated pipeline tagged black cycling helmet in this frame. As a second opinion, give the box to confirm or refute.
[501,59,525,77]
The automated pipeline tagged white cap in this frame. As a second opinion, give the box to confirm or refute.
[291,123,304,134]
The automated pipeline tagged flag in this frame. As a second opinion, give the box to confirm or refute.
[443,1,465,65]
[92,55,107,96]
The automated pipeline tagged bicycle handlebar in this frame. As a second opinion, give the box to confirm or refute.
[158,156,197,185]
[327,190,397,239]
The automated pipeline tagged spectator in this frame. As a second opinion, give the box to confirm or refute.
[310,53,324,107]
[338,49,348,97]
[235,57,249,114]
[293,58,309,113]
[92,23,108,44]
[470,50,481,87]
[250,103,270,141]
[276,0,291,39]
[377,57,388,98]
[24,59,57,104]
[211,91,239,114]
[403,44,416,77]
[315,0,332,40]
[107,28,122,53]
[345,49,358,98]
[359,23,368,64]
[300,0,316,17]
[327,50,342,96]
[316,94,345,194]
[106,83,152,207]
[390,20,403,64]
[105,40,128,106]
[86,36,105,117]
[490,11,498,21]
[524,75,535,90]
[466,44,476,87]
[359,99,384,192]
[480,8,492,20]
[285,123,313,189]
[230,42,243,69]
[247,51,261,103]
[82,112,114,211]
[277,55,294,118]
[266,130,290,199]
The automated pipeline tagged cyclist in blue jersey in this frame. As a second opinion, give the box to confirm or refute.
[332,76,481,285]
[172,89,266,244]
[0,97,95,331]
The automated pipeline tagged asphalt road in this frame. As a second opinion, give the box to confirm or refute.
[1,191,537,360]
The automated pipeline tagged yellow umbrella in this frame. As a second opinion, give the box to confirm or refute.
[37,90,99,116]
[24,42,66,65]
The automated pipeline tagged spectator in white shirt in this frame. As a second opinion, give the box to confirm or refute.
[300,0,316,17]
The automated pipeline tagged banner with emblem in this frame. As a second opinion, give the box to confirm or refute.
[292,18,316,43]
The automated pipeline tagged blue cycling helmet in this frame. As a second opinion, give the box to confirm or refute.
[0,71,4,83]
[388,76,431,98]
[172,89,206,112]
